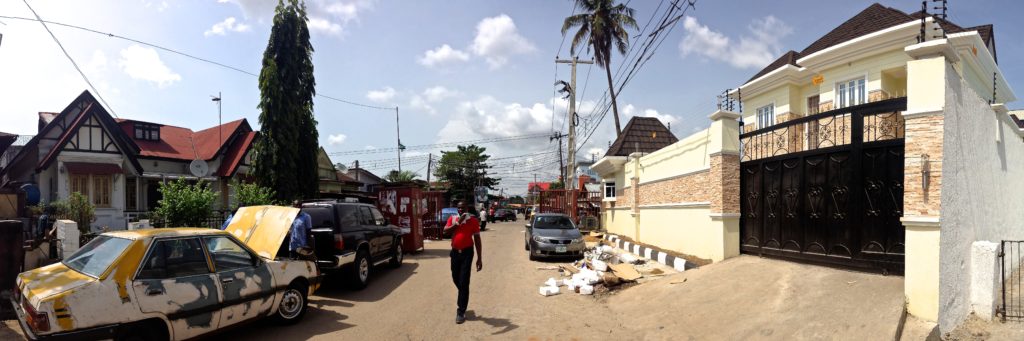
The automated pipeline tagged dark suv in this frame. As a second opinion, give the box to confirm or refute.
[492,209,517,222]
[301,202,404,289]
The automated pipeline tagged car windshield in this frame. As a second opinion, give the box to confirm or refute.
[63,236,132,278]
[533,216,575,229]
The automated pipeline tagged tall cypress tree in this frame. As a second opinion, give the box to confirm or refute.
[254,0,319,201]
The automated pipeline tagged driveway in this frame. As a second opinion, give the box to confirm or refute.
[608,255,906,340]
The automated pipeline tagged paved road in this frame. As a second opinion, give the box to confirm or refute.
[218,218,633,340]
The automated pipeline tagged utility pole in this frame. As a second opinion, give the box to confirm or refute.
[395,107,402,172]
[556,57,593,191]
[426,153,433,191]
[550,132,566,183]
[211,92,222,145]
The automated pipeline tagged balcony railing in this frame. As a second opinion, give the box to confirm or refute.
[740,97,907,162]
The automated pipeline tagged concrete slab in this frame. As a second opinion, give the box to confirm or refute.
[609,255,906,340]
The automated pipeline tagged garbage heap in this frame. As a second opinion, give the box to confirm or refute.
[539,239,655,297]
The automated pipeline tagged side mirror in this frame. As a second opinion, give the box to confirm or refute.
[525,224,531,229]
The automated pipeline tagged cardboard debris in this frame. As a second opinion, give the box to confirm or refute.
[602,272,621,286]
[536,266,561,270]
[539,286,560,296]
[560,264,580,274]
[608,263,642,281]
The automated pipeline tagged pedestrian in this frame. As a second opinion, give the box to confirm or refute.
[443,201,483,324]
[291,200,314,257]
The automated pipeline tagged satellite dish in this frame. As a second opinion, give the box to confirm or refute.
[190,159,209,177]
[335,163,348,173]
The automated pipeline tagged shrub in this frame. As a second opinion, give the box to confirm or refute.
[155,178,217,227]
[231,181,278,211]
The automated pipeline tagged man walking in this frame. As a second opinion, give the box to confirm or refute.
[443,201,483,324]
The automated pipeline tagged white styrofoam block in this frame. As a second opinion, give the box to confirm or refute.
[579,285,594,295]
[592,259,608,272]
[544,278,559,287]
[619,253,638,264]
[539,286,560,296]
[562,278,574,287]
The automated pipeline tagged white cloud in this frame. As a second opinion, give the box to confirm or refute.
[422,86,459,102]
[409,95,436,115]
[622,104,680,126]
[364,145,377,150]
[469,14,536,69]
[204,17,251,37]
[118,45,181,88]
[220,0,375,37]
[366,86,396,103]
[328,133,347,145]
[679,15,792,69]
[418,44,470,68]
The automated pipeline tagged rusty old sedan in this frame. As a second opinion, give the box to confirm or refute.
[10,206,321,340]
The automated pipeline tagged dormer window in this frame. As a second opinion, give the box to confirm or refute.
[134,123,160,141]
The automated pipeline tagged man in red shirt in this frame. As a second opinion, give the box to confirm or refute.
[443,201,483,324]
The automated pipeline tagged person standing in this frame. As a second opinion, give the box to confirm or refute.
[443,201,483,324]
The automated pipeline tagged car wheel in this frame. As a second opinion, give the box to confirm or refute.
[274,282,309,325]
[348,249,370,290]
[528,242,537,261]
[389,239,404,268]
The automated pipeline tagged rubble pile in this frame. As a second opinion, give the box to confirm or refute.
[538,233,661,297]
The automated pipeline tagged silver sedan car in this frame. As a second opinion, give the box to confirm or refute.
[524,213,585,260]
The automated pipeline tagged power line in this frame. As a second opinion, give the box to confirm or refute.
[0,14,394,111]
[19,2,118,118]
[328,133,551,156]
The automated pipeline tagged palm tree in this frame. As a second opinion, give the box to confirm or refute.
[385,170,419,183]
[562,0,638,136]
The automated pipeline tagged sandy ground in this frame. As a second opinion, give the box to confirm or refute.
[2,218,911,340]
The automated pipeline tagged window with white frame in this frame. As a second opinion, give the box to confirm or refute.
[604,182,616,198]
[756,105,774,128]
[836,77,866,109]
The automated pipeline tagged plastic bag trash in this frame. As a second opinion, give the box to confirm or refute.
[539,286,560,296]
[600,245,615,254]
[592,259,608,272]
[562,278,574,287]
[544,278,559,287]
[579,285,595,295]
[619,253,638,264]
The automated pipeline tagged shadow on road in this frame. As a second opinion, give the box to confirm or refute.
[410,248,450,259]
[202,304,353,340]
[317,263,420,303]
[466,310,518,335]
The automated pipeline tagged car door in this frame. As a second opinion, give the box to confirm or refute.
[369,207,394,256]
[358,206,386,259]
[204,235,275,329]
[132,237,220,340]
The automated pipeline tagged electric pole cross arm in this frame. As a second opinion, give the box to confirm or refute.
[555,57,593,191]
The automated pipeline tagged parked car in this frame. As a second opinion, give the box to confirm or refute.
[492,209,517,222]
[524,213,586,260]
[11,205,320,341]
[301,202,404,289]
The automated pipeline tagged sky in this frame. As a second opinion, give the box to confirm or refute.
[1,0,1022,195]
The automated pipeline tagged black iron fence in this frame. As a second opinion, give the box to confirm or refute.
[1001,240,1024,321]
[125,210,231,230]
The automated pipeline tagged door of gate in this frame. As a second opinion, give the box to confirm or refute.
[739,98,907,273]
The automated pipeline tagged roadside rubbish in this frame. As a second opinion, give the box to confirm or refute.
[608,263,642,281]
[579,284,595,295]
[539,286,560,296]
[544,277,559,287]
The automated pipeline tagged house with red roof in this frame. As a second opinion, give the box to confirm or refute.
[0,90,258,231]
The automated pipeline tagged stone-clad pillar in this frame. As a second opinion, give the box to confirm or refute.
[707,109,741,261]
[901,39,958,322]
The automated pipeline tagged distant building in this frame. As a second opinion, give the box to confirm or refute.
[345,167,384,193]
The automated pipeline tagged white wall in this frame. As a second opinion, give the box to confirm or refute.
[938,66,1024,331]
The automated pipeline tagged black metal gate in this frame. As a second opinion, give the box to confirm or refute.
[739,98,907,273]
[1000,240,1024,321]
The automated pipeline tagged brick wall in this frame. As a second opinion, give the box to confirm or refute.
[634,170,710,206]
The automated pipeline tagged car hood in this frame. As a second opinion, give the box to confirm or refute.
[224,205,300,259]
[17,262,96,304]
[532,228,582,239]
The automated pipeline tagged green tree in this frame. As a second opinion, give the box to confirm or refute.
[509,195,526,205]
[434,145,500,202]
[155,179,217,227]
[230,181,279,211]
[550,179,566,190]
[50,192,94,235]
[253,0,319,202]
[562,0,638,136]
[384,170,419,183]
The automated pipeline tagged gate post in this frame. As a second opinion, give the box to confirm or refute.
[708,109,742,261]
[901,40,958,323]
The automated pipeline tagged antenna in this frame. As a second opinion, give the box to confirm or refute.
[918,1,928,43]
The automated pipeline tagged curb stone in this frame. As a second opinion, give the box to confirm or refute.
[603,234,696,272]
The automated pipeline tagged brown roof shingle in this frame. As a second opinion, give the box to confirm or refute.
[605,117,678,157]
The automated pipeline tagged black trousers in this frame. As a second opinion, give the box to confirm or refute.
[450,247,474,315]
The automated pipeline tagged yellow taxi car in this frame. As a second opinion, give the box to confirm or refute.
[10,206,321,340]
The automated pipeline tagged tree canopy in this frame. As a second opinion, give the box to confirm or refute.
[385,170,419,183]
[562,0,637,136]
[253,0,319,202]
[434,145,500,202]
